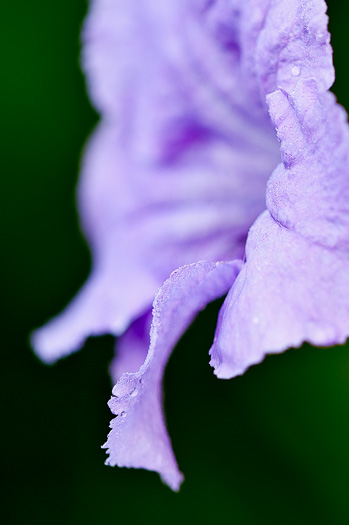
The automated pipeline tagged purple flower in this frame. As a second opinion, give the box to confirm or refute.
[32,0,349,490]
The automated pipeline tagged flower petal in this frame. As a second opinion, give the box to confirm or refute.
[210,0,349,378]
[32,0,284,363]
[103,260,241,490]
[210,211,349,378]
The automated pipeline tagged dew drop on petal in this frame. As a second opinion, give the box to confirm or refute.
[130,389,138,397]
[291,65,300,77]
[121,411,127,418]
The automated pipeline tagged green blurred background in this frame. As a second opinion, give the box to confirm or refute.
[2,1,349,523]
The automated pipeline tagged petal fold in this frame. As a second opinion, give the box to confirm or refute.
[267,83,349,249]
[103,260,241,490]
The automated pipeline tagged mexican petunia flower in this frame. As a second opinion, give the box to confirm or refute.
[32,0,349,490]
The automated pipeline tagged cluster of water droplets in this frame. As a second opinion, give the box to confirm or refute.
[109,375,143,420]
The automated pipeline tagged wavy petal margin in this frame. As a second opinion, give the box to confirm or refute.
[103,260,241,490]
[210,0,349,378]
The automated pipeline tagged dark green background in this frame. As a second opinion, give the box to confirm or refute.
[2,1,349,523]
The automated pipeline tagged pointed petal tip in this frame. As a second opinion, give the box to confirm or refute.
[163,470,184,492]
[30,324,84,365]
[210,340,273,380]
[103,435,184,491]
[30,328,61,365]
[209,354,248,380]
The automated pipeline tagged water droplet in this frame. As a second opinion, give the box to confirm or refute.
[121,411,127,418]
[130,389,138,397]
[291,65,300,77]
